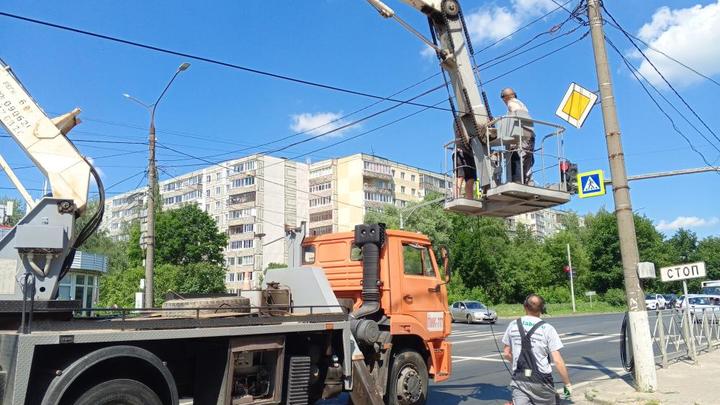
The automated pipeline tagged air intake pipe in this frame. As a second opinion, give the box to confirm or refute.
[351,223,385,319]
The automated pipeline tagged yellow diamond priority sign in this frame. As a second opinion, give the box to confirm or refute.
[555,83,598,129]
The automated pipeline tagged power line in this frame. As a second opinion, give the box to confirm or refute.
[604,22,720,89]
[0,11,452,113]
[605,37,720,174]
[602,4,720,147]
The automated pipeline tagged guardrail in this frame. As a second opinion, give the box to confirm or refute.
[443,115,568,199]
[648,308,720,366]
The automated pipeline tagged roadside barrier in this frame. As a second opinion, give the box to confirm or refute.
[648,308,720,366]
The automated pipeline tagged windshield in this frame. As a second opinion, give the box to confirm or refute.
[702,286,720,295]
[466,302,486,309]
[689,297,711,305]
[645,295,655,300]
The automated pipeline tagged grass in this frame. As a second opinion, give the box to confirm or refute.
[491,301,626,318]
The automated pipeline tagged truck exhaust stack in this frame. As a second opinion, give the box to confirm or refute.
[352,224,385,319]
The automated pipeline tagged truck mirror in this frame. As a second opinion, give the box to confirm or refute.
[440,246,450,283]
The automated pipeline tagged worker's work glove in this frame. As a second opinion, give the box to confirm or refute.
[562,384,572,399]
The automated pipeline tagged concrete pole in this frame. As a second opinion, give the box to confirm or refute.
[144,118,157,308]
[587,0,657,391]
[566,243,576,313]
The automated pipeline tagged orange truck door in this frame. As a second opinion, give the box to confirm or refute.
[398,241,446,338]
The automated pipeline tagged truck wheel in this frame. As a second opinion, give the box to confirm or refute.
[72,378,163,405]
[466,315,472,324]
[386,349,428,405]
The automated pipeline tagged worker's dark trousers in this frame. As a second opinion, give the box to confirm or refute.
[511,138,535,184]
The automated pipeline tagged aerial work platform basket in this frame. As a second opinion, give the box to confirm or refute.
[443,115,572,218]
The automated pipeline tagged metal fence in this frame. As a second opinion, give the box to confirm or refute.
[648,308,720,366]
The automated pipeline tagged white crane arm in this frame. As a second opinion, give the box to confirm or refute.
[0,62,90,212]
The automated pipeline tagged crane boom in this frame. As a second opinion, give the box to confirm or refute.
[0,62,91,212]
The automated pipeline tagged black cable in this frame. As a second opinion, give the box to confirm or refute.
[0,11,450,113]
[602,4,720,146]
[605,21,720,89]
[620,312,634,372]
[605,37,720,173]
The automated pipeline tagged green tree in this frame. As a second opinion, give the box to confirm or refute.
[0,197,24,226]
[127,204,228,267]
[99,262,226,307]
[76,200,130,273]
[697,236,720,282]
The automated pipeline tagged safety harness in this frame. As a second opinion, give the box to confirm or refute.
[513,318,553,385]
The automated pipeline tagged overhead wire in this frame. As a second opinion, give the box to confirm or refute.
[604,36,720,174]
[0,11,452,112]
[601,4,720,147]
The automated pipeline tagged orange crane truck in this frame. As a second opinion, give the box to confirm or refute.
[290,223,452,404]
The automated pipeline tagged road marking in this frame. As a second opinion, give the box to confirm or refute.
[564,334,620,345]
[452,355,625,372]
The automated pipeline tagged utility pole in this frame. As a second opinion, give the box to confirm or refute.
[124,62,190,308]
[566,243,576,313]
[586,0,657,391]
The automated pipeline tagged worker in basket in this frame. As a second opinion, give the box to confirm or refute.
[453,119,477,199]
[501,88,535,186]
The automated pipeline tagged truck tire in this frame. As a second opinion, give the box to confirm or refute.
[386,349,428,405]
[71,378,163,405]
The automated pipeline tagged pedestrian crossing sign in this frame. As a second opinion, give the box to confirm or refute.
[555,83,598,128]
[577,170,606,198]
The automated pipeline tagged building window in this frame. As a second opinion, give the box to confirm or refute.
[229,208,256,219]
[411,174,416,182]
[205,204,210,211]
[205,190,210,197]
[401,172,405,179]
[310,196,332,207]
[227,257,236,266]
[364,192,393,203]
[239,255,254,266]
[231,177,255,188]
[229,224,254,235]
[310,210,333,222]
[206,175,212,183]
[227,272,236,282]
[411,188,416,196]
[310,166,332,178]
[216,172,222,181]
[58,273,97,312]
[401,186,405,193]
[215,201,221,209]
[364,161,392,175]
[216,186,221,195]
[233,161,256,173]
[228,191,256,205]
[310,225,333,235]
[309,182,332,193]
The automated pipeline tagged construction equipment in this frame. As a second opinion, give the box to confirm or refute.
[294,223,452,404]
[0,61,364,405]
[366,0,573,217]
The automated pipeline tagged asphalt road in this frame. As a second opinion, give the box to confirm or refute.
[430,313,627,404]
[319,312,628,405]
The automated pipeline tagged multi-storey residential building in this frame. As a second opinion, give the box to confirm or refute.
[101,155,308,292]
[307,154,449,235]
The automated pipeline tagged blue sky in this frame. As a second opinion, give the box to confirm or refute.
[1,0,719,237]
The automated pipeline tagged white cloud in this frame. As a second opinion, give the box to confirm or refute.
[635,1,720,87]
[464,0,556,44]
[656,216,719,232]
[289,112,354,138]
[420,45,437,60]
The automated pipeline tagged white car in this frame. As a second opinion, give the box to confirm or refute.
[645,293,666,310]
[678,295,720,321]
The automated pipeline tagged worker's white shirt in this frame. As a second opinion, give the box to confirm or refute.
[506,98,530,115]
[502,316,563,374]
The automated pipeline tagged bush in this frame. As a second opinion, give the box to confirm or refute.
[536,286,571,304]
[603,288,626,307]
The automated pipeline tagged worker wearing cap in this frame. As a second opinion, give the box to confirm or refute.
[502,294,572,404]
[501,88,535,185]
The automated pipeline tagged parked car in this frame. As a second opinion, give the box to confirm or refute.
[450,300,498,324]
[645,293,666,310]
[663,294,678,309]
[678,294,720,321]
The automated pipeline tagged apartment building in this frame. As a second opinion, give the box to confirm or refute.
[307,154,450,235]
[506,209,578,239]
[101,154,308,292]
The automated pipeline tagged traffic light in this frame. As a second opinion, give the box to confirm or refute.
[560,160,579,194]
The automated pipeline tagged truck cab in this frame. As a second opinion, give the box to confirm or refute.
[301,226,452,404]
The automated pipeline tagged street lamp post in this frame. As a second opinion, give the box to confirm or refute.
[124,62,190,308]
